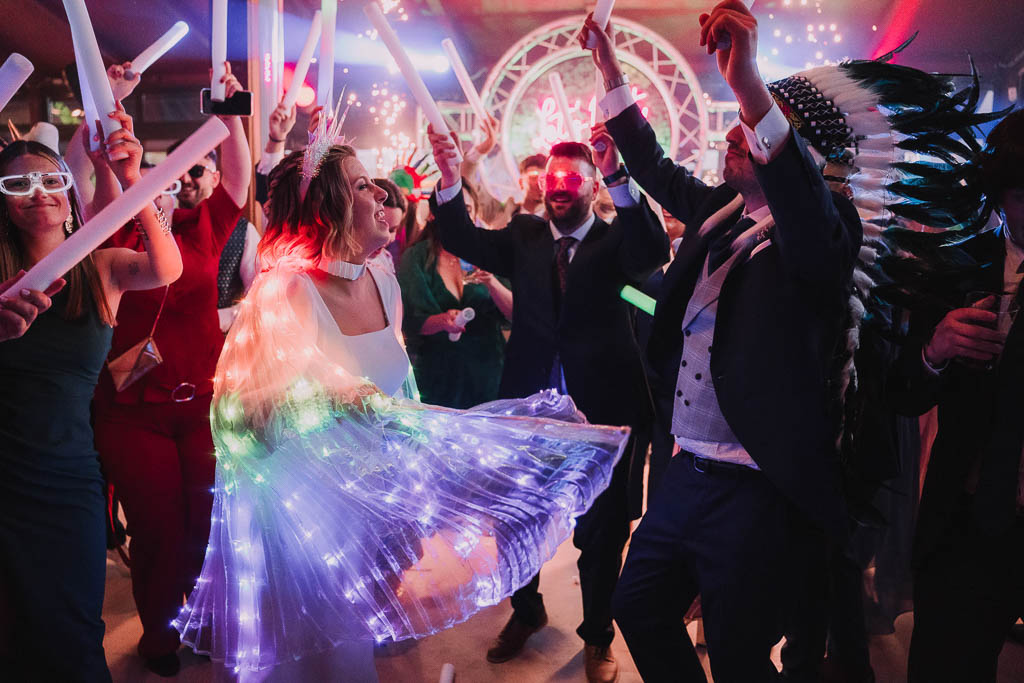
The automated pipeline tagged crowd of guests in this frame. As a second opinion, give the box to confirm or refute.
[1,1,1023,681]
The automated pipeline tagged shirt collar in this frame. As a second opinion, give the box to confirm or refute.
[550,211,596,244]
[741,204,772,224]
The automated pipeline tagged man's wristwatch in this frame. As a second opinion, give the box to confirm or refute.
[602,164,629,186]
[604,73,629,91]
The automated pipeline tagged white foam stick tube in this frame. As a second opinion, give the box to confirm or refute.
[318,0,337,106]
[585,0,617,48]
[281,10,322,110]
[0,54,33,114]
[715,0,755,49]
[1,117,229,297]
[441,39,487,123]
[448,308,475,342]
[439,663,456,683]
[364,2,462,163]
[71,38,101,152]
[63,0,125,155]
[129,21,189,77]
[548,72,577,142]
[211,0,227,101]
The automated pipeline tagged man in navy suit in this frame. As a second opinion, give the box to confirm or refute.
[582,2,862,680]
[429,132,668,681]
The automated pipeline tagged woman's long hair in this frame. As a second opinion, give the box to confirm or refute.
[0,140,113,325]
[259,145,360,268]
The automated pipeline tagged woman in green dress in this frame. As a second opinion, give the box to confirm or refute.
[398,180,512,408]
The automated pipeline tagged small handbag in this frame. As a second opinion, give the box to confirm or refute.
[107,287,169,392]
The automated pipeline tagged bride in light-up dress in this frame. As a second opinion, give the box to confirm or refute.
[173,142,630,681]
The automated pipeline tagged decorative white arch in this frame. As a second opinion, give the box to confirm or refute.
[479,15,710,181]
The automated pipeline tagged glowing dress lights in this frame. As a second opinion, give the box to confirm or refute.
[174,259,629,672]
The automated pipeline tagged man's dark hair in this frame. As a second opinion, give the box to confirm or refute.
[981,108,1024,202]
[549,142,596,175]
[166,138,218,165]
[518,153,547,174]
[373,177,407,212]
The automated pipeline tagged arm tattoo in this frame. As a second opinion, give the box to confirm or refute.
[128,261,140,276]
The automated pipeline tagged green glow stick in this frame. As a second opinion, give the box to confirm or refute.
[620,285,656,316]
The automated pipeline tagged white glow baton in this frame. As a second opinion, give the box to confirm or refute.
[548,72,578,142]
[1,118,230,296]
[211,0,227,101]
[439,663,456,683]
[365,2,462,163]
[448,308,475,342]
[441,39,488,123]
[63,0,125,157]
[281,10,322,110]
[318,0,337,106]
[71,39,101,153]
[0,54,33,114]
[129,21,189,77]
[586,0,617,49]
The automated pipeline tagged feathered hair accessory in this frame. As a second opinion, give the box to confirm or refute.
[763,36,1013,506]
[300,87,353,198]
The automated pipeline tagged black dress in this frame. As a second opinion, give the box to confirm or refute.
[0,288,113,682]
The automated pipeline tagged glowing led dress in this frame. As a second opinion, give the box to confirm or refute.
[174,259,629,672]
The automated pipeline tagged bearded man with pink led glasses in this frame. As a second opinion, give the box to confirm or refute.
[429,129,669,681]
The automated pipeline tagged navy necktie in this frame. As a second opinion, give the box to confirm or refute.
[708,216,755,272]
[555,236,577,293]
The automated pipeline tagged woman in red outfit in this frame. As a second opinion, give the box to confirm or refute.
[91,64,252,678]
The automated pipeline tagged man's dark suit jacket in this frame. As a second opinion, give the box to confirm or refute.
[890,230,1024,566]
[605,103,863,539]
[432,191,668,429]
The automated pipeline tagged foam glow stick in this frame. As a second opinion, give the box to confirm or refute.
[0,54,33,113]
[282,10,322,110]
[129,21,189,76]
[439,663,456,683]
[318,0,337,106]
[2,118,229,296]
[620,285,656,316]
[585,0,617,48]
[63,0,125,156]
[441,39,488,123]
[548,72,578,142]
[211,0,227,101]
[365,2,462,163]
[70,38,101,152]
[449,308,475,342]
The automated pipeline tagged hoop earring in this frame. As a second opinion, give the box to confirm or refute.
[64,214,74,235]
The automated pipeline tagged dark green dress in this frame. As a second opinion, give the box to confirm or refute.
[0,288,113,682]
[398,240,507,409]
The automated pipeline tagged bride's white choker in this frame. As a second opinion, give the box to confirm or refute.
[317,258,366,280]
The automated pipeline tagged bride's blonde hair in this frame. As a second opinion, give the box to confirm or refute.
[258,145,361,267]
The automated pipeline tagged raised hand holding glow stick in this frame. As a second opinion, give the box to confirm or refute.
[365,2,462,163]
[585,0,617,48]
[441,39,488,123]
[548,72,578,142]
[1,117,229,296]
[63,0,125,157]
[0,54,33,113]
[128,21,189,77]
[282,10,322,110]
[211,0,227,100]
[318,0,337,106]
[712,0,755,50]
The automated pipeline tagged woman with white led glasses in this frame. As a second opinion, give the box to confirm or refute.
[0,106,182,682]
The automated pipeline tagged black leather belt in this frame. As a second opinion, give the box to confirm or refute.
[681,450,756,476]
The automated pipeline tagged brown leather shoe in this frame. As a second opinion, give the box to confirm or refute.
[584,644,619,683]
[486,609,548,663]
